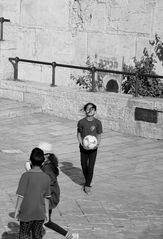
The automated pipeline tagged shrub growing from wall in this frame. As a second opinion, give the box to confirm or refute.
[122,47,163,97]
[70,54,109,92]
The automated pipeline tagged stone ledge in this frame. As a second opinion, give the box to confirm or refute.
[0,79,163,139]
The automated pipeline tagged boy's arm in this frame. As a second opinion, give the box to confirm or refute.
[15,195,23,220]
[77,121,83,146]
[77,131,91,150]
[97,133,101,145]
[44,198,49,222]
[96,120,103,148]
[96,134,101,148]
[77,131,83,145]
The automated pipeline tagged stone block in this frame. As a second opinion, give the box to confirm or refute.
[20,0,69,29]
[0,88,23,101]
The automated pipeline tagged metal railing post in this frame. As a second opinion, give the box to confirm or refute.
[8,57,19,80]
[135,72,139,97]
[0,19,3,41]
[91,66,96,92]
[0,17,10,41]
[14,57,19,80]
[51,62,56,86]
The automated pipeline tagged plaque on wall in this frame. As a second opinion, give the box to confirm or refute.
[135,107,157,123]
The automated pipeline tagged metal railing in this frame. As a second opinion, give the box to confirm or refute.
[8,56,163,96]
[0,17,10,41]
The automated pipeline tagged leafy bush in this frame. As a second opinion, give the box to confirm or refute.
[70,55,106,91]
[122,48,163,97]
[71,35,163,96]
[149,34,163,64]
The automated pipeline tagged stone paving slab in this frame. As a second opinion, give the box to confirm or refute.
[0,98,163,239]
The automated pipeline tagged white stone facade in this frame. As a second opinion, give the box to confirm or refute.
[0,0,163,85]
[0,0,163,139]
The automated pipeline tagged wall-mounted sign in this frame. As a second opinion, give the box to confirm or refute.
[135,107,157,123]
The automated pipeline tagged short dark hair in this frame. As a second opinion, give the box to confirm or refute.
[30,147,45,167]
[83,102,97,111]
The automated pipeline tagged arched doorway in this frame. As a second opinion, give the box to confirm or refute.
[106,79,119,93]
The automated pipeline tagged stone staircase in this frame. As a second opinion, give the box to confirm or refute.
[0,98,42,119]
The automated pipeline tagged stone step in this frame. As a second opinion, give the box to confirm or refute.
[0,98,41,119]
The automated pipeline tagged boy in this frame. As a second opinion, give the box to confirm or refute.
[24,147,79,239]
[77,103,103,193]
[15,147,51,239]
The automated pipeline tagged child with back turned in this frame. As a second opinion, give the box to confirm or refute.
[24,144,79,239]
[15,147,51,239]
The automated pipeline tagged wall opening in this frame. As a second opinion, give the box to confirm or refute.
[106,79,119,93]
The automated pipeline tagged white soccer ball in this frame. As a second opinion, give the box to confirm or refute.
[83,135,97,150]
[38,142,52,153]
[25,161,31,171]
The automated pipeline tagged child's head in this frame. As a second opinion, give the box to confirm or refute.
[30,147,45,167]
[83,103,97,117]
[83,102,97,112]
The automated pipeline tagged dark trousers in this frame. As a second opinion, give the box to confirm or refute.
[19,220,44,239]
[44,209,67,236]
[80,145,97,187]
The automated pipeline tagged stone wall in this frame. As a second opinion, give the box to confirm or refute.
[0,1,163,140]
[0,0,163,86]
[0,79,162,139]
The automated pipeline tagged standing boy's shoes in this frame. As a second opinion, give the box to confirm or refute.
[83,186,91,194]
[72,232,79,239]
[65,232,79,239]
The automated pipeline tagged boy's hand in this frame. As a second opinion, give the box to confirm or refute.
[81,140,89,150]
[93,143,99,150]
[82,144,90,150]
[82,142,95,150]
[82,143,99,150]
[44,212,49,223]
[14,210,19,221]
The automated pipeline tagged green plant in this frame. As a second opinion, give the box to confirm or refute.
[122,48,163,97]
[70,55,106,91]
[149,34,163,64]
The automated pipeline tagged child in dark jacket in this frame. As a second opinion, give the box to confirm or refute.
[42,153,60,215]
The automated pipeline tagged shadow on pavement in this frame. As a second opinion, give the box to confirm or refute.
[60,161,84,185]
[1,222,19,239]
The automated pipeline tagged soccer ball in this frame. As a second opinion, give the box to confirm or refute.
[38,142,52,153]
[25,161,31,171]
[83,135,97,150]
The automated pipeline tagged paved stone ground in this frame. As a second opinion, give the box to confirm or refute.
[0,98,163,239]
